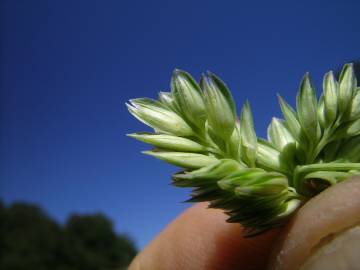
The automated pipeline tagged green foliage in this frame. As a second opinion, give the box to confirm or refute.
[0,201,137,270]
[128,63,360,235]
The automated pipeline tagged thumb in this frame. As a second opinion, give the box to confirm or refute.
[129,203,281,270]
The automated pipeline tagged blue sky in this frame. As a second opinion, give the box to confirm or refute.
[1,0,360,249]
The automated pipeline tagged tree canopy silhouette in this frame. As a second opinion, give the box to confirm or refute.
[0,201,137,270]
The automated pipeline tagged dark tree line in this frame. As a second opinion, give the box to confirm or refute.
[0,201,137,270]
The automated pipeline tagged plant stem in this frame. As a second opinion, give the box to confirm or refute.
[293,163,360,195]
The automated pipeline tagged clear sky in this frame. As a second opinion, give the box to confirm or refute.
[1,0,360,249]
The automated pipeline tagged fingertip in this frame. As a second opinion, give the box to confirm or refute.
[129,203,281,270]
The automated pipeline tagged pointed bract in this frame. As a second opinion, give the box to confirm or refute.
[240,102,257,167]
[172,159,242,187]
[158,91,178,112]
[256,139,284,173]
[173,159,242,181]
[267,118,295,151]
[296,73,318,140]
[278,95,301,141]
[171,69,206,127]
[348,89,360,120]
[323,71,338,125]
[127,98,194,136]
[142,151,218,169]
[217,168,266,191]
[317,94,326,128]
[338,63,357,115]
[235,176,288,196]
[201,72,236,139]
[128,133,206,152]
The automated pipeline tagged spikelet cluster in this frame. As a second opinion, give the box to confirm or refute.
[127,64,360,235]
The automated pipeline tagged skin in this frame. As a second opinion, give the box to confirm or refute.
[129,177,360,269]
[269,176,360,270]
[128,203,281,270]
